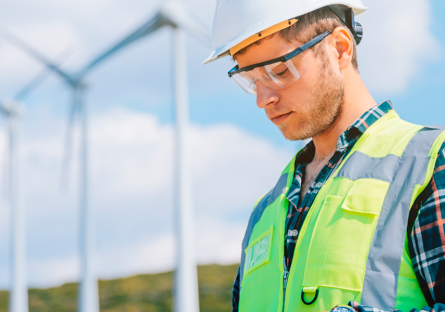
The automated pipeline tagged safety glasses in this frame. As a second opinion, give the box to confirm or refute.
[228,30,333,95]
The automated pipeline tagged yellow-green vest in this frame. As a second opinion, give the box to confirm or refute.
[239,110,445,312]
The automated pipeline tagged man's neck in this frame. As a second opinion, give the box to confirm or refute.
[311,68,377,162]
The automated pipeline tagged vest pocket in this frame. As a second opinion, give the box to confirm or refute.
[240,226,283,312]
[302,179,389,293]
[341,179,388,215]
[243,226,274,284]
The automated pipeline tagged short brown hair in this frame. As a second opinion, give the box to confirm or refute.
[233,7,359,71]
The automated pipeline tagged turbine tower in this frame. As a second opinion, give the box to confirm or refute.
[0,49,72,312]
[1,100,25,312]
[5,2,210,311]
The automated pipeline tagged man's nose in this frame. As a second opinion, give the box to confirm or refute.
[256,81,279,109]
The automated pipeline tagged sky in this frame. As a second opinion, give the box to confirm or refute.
[0,0,444,289]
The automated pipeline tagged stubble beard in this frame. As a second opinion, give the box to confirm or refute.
[280,55,345,141]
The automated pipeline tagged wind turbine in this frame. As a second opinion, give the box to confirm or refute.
[0,48,72,312]
[5,1,210,311]
[3,33,98,312]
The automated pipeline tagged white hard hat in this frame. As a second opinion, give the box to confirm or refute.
[202,0,367,64]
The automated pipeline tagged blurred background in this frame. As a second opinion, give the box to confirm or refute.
[0,0,444,311]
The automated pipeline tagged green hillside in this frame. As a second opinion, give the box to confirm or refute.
[0,263,238,312]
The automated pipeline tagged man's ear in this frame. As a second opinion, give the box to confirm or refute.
[328,26,354,70]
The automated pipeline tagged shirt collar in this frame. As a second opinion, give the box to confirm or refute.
[336,100,393,150]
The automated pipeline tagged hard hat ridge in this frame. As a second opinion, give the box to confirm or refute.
[229,18,299,56]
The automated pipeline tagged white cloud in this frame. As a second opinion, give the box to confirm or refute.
[358,0,439,93]
[27,256,79,289]
[97,234,176,280]
[0,106,293,288]
[195,217,246,265]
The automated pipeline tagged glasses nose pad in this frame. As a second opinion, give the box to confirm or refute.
[255,80,277,96]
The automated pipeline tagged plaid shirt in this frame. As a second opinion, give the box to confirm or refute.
[232,101,445,312]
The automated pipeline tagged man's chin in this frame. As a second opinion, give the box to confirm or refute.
[278,125,311,141]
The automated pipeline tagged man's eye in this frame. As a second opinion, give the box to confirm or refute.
[276,68,289,77]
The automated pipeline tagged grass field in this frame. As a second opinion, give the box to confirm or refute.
[0,263,238,312]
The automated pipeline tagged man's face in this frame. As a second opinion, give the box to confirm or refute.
[235,34,344,141]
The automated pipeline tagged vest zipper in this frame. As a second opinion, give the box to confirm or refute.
[283,257,289,312]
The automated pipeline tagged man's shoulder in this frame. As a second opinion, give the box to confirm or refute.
[252,171,289,213]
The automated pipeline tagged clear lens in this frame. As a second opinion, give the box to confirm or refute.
[232,73,258,95]
[232,53,308,95]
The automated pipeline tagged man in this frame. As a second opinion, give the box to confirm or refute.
[203,1,445,312]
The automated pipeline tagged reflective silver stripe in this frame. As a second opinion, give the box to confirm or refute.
[360,127,445,310]
[336,151,399,182]
[239,172,289,284]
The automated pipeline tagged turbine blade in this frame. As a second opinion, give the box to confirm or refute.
[3,31,73,83]
[14,70,50,102]
[160,1,211,46]
[80,2,210,77]
[14,46,75,101]
[60,86,78,190]
[80,13,165,75]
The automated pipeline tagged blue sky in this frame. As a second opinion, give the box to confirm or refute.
[0,0,443,288]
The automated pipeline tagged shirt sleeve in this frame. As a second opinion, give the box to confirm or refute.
[232,266,241,312]
[408,141,445,304]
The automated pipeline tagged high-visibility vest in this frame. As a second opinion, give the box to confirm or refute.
[239,110,445,312]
